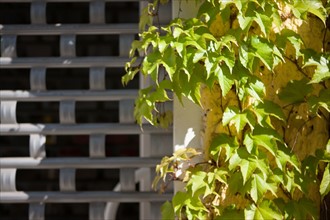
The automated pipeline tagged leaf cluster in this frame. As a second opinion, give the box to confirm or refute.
[123,0,330,219]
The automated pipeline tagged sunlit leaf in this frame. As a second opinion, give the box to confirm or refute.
[320,164,330,199]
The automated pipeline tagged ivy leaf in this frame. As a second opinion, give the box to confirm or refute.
[161,47,176,80]
[215,64,234,97]
[218,208,244,220]
[209,133,238,164]
[308,56,330,84]
[291,0,327,23]
[240,159,257,184]
[245,76,265,101]
[320,163,330,199]
[228,172,243,194]
[255,100,286,122]
[250,174,268,203]
[187,171,207,197]
[307,88,330,114]
[250,36,274,70]
[276,29,303,59]
[258,201,283,220]
[278,78,312,104]
[172,191,188,215]
[139,5,153,31]
[161,201,175,220]
[251,126,281,156]
[223,106,250,133]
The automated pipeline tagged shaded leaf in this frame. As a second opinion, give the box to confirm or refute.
[278,78,312,104]
[161,201,175,220]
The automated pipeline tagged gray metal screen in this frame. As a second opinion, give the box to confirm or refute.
[0,1,173,219]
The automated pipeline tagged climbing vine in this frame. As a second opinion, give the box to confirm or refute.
[123,0,330,219]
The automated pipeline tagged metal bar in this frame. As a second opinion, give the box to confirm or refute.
[0,191,172,203]
[0,90,138,101]
[0,123,172,135]
[0,57,138,68]
[0,24,138,35]
[0,157,162,169]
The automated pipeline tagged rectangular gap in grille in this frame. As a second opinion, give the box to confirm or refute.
[16,102,59,123]
[75,101,119,123]
[116,203,139,220]
[105,135,139,157]
[105,2,139,23]
[0,69,30,90]
[46,3,89,24]
[16,169,59,191]
[46,135,89,157]
[0,3,30,24]
[45,203,88,220]
[106,67,139,90]
[0,204,29,220]
[46,68,89,90]
[16,36,60,57]
[0,136,29,157]
[76,35,119,56]
[76,169,119,191]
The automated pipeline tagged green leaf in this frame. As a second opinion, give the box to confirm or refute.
[307,88,330,114]
[245,76,265,101]
[223,106,249,133]
[161,47,176,80]
[291,0,327,23]
[251,126,281,156]
[209,133,238,163]
[250,36,274,70]
[250,174,268,203]
[257,201,283,220]
[187,171,207,197]
[278,78,312,104]
[161,201,175,220]
[240,159,257,184]
[276,29,303,59]
[215,64,234,97]
[320,163,330,199]
[254,100,286,122]
[308,56,330,84]
[172,191,188,215]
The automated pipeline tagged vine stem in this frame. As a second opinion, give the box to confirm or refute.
[283,55,310,79]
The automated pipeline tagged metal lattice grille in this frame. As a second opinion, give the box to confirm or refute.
[0,1,173,219]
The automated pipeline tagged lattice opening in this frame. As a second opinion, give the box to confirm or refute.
[105,67,139,90]
[46,3,89,24]
[116,203,139,220]
[46,68,89,90]
[16,36,60,57]
[76,101,119,123]
[16,169,59,191]
[0,204,28,220]
[105,135,139,157]
[105,2,139,23]
[76,35,119,57]
[76,169,119,191]
[46,135,89,157]
[0,69,30,90]
[0,136,30,157]
[16,102,59,123]
[45,203,88,220]
[0,3,30,24]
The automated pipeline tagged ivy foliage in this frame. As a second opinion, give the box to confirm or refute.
[123,0,330,219]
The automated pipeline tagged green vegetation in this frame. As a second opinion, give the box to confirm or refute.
[123,0,330,219]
